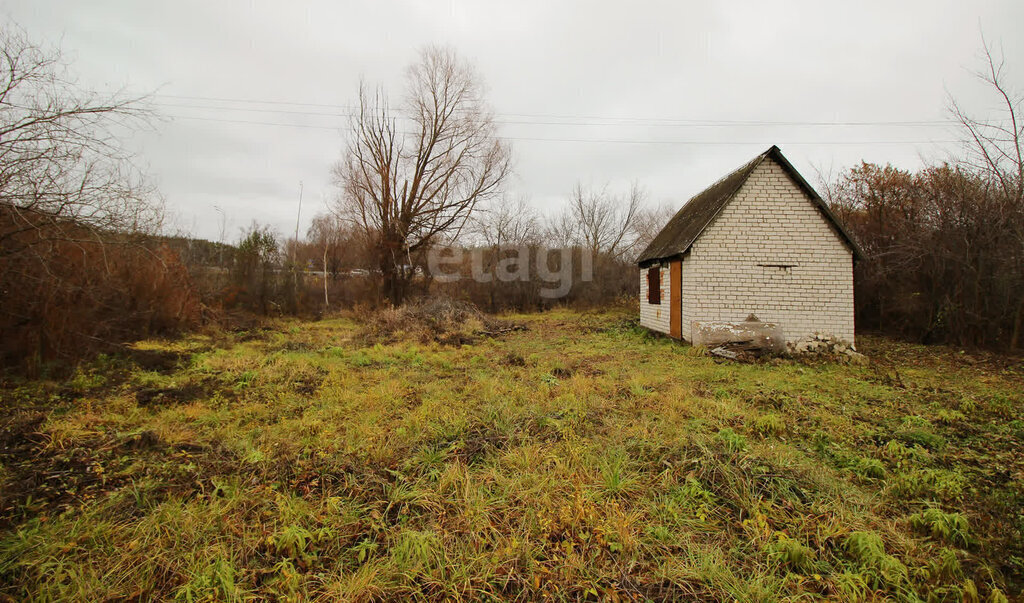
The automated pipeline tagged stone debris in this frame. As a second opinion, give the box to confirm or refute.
[789,333,868,364]
[709,346,740,360]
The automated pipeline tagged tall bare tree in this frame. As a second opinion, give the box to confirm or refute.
[631,200,677,254]
[562,182,644,261]
[949,35,1024,348]
[472,194,539,250]
[334,47,511,305]
[0,24,192,370]
[950,36,1024,205]
[0,25,160,257]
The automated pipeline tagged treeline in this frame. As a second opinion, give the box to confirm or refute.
[827,162,1023,350]
[825,43,1023,351]
[169,188,670,318]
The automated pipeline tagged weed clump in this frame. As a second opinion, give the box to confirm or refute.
[359,299,521,345]
[890,468,966,501]
[843,531,908,589]
[716,427,747,453]
[173,558,243,602]
[752,413,784,437]
[908,507,972,547]
[391,529,442,572]
[850,457,886,480]
[766,534,816,573]
[895,429,946,451]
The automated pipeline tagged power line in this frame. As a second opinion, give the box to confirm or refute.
[165,113,961,145]
[153,101,955,129]
[166,114,344,130]
[152,93,956,128]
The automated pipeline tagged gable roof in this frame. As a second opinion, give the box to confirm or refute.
[636,145,863,266]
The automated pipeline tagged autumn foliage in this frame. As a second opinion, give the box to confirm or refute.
[0,208,201,373]
[827,162,1024,350]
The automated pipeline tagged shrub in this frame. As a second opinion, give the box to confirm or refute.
[0,225,201,373]
[359,298,519,345]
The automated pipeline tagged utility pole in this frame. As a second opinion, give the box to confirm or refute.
[293,181,303,263]
[290,181,303,313]
[320,192,330,312]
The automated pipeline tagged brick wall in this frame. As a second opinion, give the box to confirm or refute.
[639,264,671,334]
[680,157,855,344]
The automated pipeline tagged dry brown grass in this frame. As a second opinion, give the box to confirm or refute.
[358,298,523,345]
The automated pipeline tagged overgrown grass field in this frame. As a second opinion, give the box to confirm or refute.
[1,310,1022,601]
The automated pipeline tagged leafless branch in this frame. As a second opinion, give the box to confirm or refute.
[333,47,511,304]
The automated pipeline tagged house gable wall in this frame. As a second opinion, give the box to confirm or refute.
[680,158,855,344]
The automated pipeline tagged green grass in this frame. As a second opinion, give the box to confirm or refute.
[0,309,1022,601]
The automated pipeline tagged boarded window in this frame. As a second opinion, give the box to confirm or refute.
[647,267,661,305]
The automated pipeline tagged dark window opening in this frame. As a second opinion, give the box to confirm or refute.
[647,267,661,305]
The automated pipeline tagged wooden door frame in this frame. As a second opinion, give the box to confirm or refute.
[669,260,682,339]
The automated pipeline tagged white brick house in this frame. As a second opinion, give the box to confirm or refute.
[637,146,861,346]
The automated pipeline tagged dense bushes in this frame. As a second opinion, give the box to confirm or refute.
[828,163,1023,350]
[0,209,200,373]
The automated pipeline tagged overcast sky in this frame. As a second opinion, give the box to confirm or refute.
[5,1,1023,241]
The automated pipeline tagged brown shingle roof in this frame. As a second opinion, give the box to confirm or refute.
[636,145,862,266]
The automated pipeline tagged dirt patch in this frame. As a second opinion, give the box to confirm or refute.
[457,425,511,464]
[551,360,603,379]
[0,414,128,530]
[0,412,252,531]
[422,423,513,466]
[745,389,795,410]
[859,335,1024,377]
[503,352,527,367]
[135,382,210,407]
[551,366,574,379]
[692,381,714,398]
[129,348,189,374]
[292,368,327,396]
[267,341,316,354]
[116,429,165,451]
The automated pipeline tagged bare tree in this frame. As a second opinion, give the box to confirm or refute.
[472,194,539,249]
[563,181,644,261]
[0,25,160,257]
[0,24,192,370]
[631,200,677,254]
[949,35,1024,348]
[950,35,1024,204]
[334,47,511,305]
[470,194,540,310]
